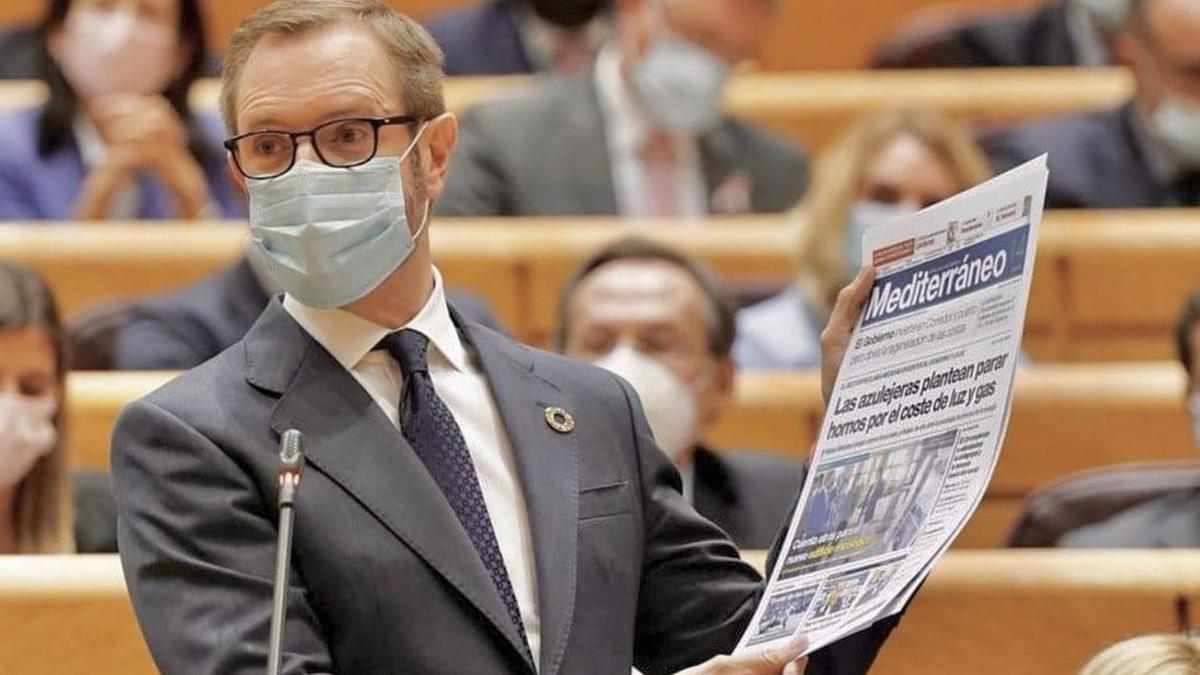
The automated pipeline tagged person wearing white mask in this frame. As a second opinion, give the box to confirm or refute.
[111,2,904,673]
[985,0,1200,209]
[556,237,805,549]
[0,260,116,554]
[0,0,243,220]
[439,0,810,218]
[735,109,992,371]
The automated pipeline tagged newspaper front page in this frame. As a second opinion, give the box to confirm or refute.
[736,156,1049,655]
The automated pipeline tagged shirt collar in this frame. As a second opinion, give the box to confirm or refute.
[282,265,468,373]
[1127,102,1186,184]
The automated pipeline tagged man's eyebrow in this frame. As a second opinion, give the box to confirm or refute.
[240,107,387,133]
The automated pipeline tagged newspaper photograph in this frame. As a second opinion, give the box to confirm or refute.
[736,156,1049,655]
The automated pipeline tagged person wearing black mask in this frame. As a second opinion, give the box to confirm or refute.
[425,0,612,76]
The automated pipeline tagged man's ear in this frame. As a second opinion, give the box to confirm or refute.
[419,112,459,203]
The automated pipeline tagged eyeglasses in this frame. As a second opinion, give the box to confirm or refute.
[223,115,421,180]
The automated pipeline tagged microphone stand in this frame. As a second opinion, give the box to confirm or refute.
[268,431,303,675]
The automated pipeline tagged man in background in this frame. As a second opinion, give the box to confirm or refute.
[1058,286,1200,546]
[425,0,612,76]
[439,0,809,218]
[984,0,1200,208]
[556,238,803,549]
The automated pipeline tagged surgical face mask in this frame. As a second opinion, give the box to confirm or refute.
[0,393,57,491]
[55,9,178,99]
[594,343,708,460]
[246,127,430,309]
[630,6,732,134]
[844,201,916,282]
[1150,95,1200,167]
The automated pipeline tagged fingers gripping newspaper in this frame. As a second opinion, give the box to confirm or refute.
[736,156,1049,656]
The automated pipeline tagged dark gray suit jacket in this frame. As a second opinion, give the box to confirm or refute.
[73,469,118,553]
[1059,489,1200,548]
[113,256,506,370]
[693,446,803,551]
[983,103,1190,209]
[112,299,899,675]
[438,71,809,217]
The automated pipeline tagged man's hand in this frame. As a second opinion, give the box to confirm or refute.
[674,632,809,675]
[820,264,876,407]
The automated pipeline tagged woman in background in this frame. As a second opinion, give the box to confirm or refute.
[733,109,992,370]
[0,260,114,553]
[1080,634,1200,675]
[0,0,242,220]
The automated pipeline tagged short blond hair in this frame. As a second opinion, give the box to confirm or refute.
[1081,634,1200,675]
[220,0,446,134]
[794,109,992,315]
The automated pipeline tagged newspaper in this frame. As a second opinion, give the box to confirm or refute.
[736,156,1049,655]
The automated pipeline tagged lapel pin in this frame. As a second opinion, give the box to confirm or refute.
[544,406,575,434]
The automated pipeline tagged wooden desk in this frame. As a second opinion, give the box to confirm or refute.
[0,68,1133,153]
[0,555,154,675]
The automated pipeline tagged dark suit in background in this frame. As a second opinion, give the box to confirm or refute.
[693,447,804,551]
[73,469,118,553]
[1059,489,1200,548]
[439,73,809,217]
[113,300,899,674]
[0,27,41,80]
[982,103,1199,209]
[113,255,506,370]
[425,0,534,76]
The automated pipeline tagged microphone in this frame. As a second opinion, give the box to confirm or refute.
[267,429,304,675]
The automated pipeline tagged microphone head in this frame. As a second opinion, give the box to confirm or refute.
[280,429,304,470]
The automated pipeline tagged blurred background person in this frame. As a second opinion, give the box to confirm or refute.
[439,0,809,218]
[0,260,115,554]
[426,0,612,77]
[872,0,1130,69]
[1052,285,1200,547]
[556,238,802,549]
[984,0,1200,208]
[0,0,242,220]
[734,109,991,370]
[1079,634,1200,675]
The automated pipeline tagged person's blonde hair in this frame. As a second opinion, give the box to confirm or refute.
[0,261,73,553]
[219,0,446,134]
[1081,634,1200,675]
[794,109,992,315]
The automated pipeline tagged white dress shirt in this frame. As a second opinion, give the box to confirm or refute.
[282,267,542,664]
[593,45,707,219]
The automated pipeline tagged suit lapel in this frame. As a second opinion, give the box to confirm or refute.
[460,318,579,675]
[563,75,619,214]
[246,302,535,670]
[700,123,755,215]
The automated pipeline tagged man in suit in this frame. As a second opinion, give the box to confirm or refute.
[438,0,809,218]
[555,238,803,549]
[983,0,1200,209]
[873,0,1127,69]
[112,250,505,370]
[1058,286,1200,547]
[425,0,611,76]
[113,1,895,673]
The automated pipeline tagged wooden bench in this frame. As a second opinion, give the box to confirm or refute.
[69,363,1193,547]
[4,550,1194,675]
[0,555,155,675]
[0,67,1133,153]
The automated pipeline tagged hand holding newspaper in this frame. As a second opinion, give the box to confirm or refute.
[737,156,1049,655]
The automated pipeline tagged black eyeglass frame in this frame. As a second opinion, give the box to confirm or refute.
[223,115,421,180]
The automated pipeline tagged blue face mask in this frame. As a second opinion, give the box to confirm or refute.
[246,128,429,308]
[843,201,916,282]
[631,7,732,133]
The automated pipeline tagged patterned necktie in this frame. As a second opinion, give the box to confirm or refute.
[376,329,532,661]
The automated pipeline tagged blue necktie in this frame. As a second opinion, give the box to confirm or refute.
[376,329,532,660]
